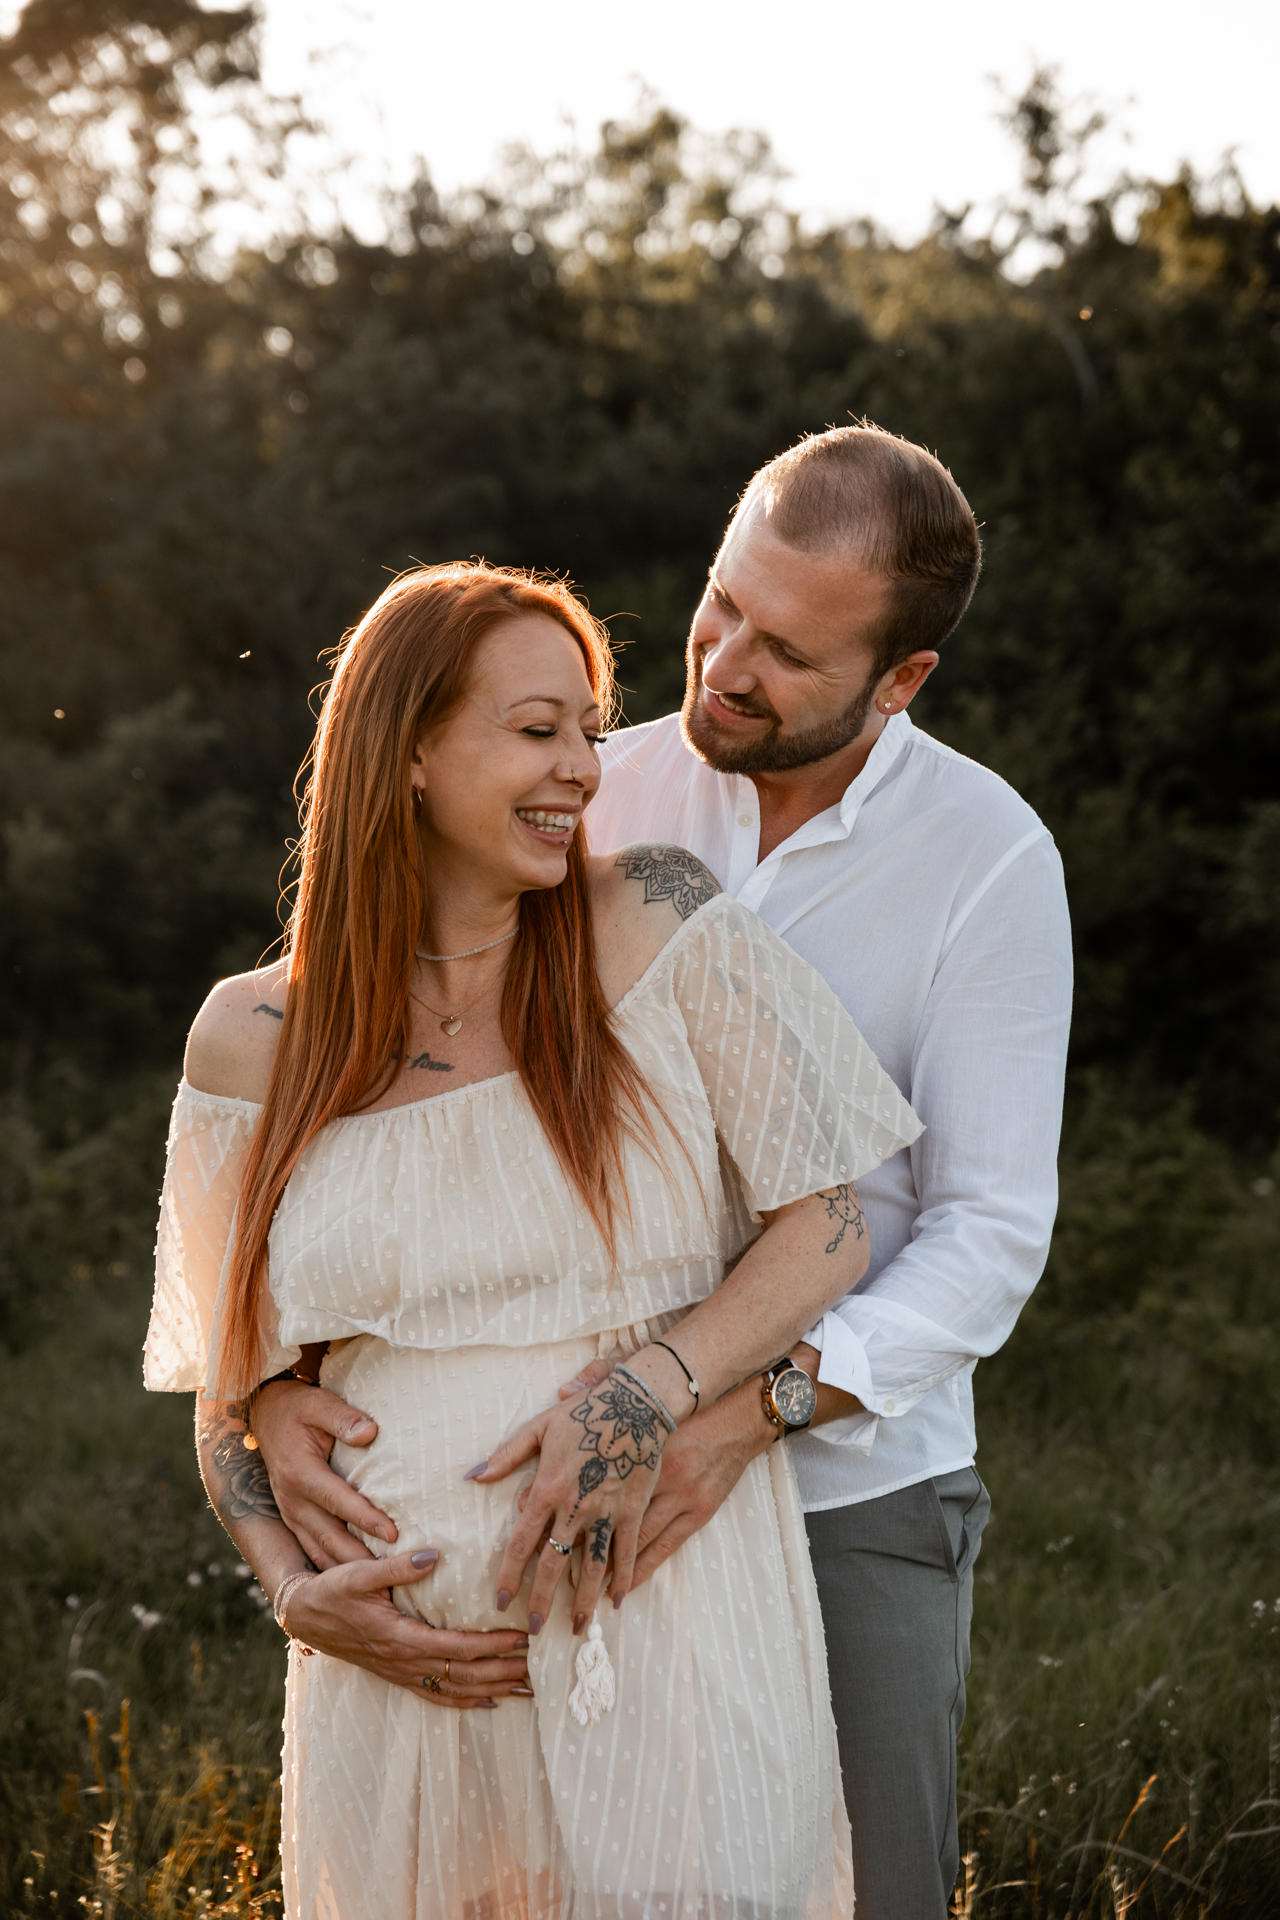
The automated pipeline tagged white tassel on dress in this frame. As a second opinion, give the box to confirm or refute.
[568,1613,616,1725]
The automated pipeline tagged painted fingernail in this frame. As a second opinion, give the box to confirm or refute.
[410,1549,438,1569]
[463,1460,489,1481]
[474,1700,497,1710]
[528,1612,544,1636]
[612,1591,625,1610]
[512,1685,536,1697]
[514,1635,530,1649]
[496,1588,512,1612]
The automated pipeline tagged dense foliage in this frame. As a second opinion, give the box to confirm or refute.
[0,7,1277,1911]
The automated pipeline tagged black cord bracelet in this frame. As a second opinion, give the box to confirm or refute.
[652,1339,700,1409]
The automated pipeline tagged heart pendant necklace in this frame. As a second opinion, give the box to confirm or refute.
[411,988,484,1038]
[410,937,517,1038]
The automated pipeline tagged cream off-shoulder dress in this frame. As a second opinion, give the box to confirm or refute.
[145,893,922,1920]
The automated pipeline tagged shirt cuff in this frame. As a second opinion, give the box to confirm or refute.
[802,1312,880,1453]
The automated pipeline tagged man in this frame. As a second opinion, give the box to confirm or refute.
[252,424,1073,1917]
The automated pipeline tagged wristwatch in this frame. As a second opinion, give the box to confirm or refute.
[760,1356,817,1439]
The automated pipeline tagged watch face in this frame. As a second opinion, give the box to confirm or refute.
[772,1367,817,1428]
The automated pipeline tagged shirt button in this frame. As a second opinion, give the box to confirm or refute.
[885,1399,896,1412]
[737,812,755,827]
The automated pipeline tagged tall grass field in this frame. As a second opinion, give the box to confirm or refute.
[2,1076,1278,1916]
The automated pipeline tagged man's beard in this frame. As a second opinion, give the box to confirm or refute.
[679,650,879,777]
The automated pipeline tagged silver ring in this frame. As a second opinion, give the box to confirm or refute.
[548,1536,573,1557]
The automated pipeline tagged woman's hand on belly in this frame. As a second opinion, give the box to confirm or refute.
[287,1550,534,1707]
[472,1375,670,1635]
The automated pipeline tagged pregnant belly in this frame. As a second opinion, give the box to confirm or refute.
[322,1331,602,1633]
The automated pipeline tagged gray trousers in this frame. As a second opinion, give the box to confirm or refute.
[804,1467,990,1920]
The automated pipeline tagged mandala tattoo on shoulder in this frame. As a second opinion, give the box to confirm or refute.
[569,1377,666,1513]
[821,1183,866,1256]
[614,845,721,921]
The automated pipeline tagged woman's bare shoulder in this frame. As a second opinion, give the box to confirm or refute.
[183,960,289,1104]
[588,843,723,998]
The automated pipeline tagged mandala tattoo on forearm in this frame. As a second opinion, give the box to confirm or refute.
[614,845,721,921]
[569,1378,665,1513]
[588,1517,613,1565]
[821,1183,866,1255]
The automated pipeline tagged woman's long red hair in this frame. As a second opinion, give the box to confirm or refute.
[216,563,657,1398]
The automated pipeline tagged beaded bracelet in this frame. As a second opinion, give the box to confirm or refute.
[613,1363,677,1435]
[272,1570,318,1655]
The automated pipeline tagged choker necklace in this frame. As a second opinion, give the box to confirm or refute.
[415,927,519,964]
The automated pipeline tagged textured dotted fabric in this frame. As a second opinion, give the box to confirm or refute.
[146,894,922,1919]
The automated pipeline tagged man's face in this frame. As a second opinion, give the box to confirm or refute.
[681,502,893,777]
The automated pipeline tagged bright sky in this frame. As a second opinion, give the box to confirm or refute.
[253,0,1280,241]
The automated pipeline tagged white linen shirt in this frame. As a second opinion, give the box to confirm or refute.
[587,710,1073,1511]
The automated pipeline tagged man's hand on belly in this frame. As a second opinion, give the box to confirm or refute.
[253,1379,397,1568]
[556,1344,862,1590]
[554,1363,776,1591]
[624,1383,776,1588]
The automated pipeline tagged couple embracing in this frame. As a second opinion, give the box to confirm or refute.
[145,424,1072,1918]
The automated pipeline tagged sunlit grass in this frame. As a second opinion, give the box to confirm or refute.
[953,1429,1280,1914]
[3,1255,1277,1915]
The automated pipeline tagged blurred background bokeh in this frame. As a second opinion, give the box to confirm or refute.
[1,3,1278,1914]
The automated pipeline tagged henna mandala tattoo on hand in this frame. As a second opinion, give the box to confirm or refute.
[821,1183,866,1256]
[588,1517,613,1565]
[569,1377,666,1512]
[614,844,721,921]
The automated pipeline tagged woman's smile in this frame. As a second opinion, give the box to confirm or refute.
[515,805,581,845]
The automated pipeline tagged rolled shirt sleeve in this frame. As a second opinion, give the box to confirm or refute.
[803,833,1073,1449]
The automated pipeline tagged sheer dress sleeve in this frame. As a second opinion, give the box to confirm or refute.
[670,896,922,1215]
[144,1081,292,1394]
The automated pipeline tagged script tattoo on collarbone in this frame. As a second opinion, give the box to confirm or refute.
[821,1183,866,1256]
[614,844,721,921]
[569,1377,666,1512]
[252,1007,452,1074]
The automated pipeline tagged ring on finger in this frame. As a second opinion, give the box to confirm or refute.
[443,1659,451,1685]
[548,1536,573,1557]
[421,1673,443,1693]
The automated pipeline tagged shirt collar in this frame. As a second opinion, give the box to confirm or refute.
[732,712,914,910]
[838,709,913,831]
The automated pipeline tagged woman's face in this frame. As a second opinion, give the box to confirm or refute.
[411,613,604,901]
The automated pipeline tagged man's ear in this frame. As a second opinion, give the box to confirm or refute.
[874,650,939,716]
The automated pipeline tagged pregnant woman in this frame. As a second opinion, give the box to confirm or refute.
[144,561,921,1919]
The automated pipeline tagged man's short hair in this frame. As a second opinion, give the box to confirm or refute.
[741,424,982,675]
